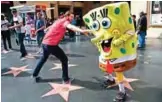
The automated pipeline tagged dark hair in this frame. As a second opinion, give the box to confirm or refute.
[60,12,64,15]
[132,15,136,18]
[11,9,17,13]
[1,15,4,20]
[140,11,145,16]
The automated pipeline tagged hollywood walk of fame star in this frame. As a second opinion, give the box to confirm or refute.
[42,83,84,102]
[105,76,139,91]
[2,65,32,77]
[50,63,78,70]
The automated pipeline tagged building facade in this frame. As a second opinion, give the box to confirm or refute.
[3,1,161,38]
[12,1,115,19]
[131,1,162,38]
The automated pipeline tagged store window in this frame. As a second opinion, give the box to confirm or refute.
[150,1,162,25]
[19,1,26,4]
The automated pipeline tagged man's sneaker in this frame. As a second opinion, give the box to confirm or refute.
[62,77,75,84]
[103,79,116,88]
[113,91,127,102]
[2,50,9,54]
[25,54,35,59]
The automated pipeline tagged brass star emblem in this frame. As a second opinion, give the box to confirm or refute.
[105,76,139,91]
[42,83,84,102]
[2,65,32,77]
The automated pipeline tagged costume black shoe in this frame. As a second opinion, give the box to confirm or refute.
[103,79,115,88]
[113,91,127,102]
[34,76,42,83]
[62,77,75,84]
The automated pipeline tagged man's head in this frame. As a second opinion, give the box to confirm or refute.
[11,9,18,17]
[59,12,64,18]
[37,12,42,19]
[64,11,74,22]
[139,11,145,17]
[132,15,136,20]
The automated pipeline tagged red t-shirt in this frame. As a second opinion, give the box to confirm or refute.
[42,18,70,45]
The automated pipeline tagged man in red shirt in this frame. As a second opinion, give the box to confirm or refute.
[33,11,91,83]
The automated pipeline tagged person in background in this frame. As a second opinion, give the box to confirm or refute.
[1,14,12,53]
[59,12,64,19]
[32,11,92,83]
[25,13,33,44]
[76,15,82,28]
[9,9,28,60]
[137,11,147,49]
[24,22,32,44]
[68,15,77,38]
[132,15,137,31]
[35,12,46,54]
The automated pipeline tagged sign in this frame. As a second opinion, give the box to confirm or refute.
[150,1,162,25]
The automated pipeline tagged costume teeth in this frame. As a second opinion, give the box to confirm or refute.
[104,40,109,43]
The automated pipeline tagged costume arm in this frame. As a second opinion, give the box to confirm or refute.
[113,30,134,46]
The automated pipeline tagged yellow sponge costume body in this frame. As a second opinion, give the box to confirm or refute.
[83,2,137,82]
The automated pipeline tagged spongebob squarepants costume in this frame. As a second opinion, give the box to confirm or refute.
[83,2,137,84]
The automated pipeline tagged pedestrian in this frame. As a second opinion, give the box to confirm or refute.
[137,11,147,48]
[32,11,91,83]
[24,23,32,44]
[9,9,28,60]
[1,14,12,53]
[59,12,64,19]
[69,15,77,38]
[132,15,137,31]
[35,12,46,54]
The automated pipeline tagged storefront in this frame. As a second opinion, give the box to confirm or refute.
[131,1,162,38]
[149,1,162,26]
[147,1,162,38]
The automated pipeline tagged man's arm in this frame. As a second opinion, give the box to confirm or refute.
[36,20,45,32]
[9,22,23,29]
[66,24,92,35]
[9,16,23,29]
[66,24,83,33]
[44,25,52,32]
[36,26,45,32]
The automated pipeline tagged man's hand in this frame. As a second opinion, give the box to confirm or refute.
[136,30,140,35]
[35,30,38,35]
[82,30,92,36]
[8,26,15,30]
[112,39,123,47]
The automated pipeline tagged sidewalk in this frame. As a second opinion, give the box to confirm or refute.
[1,36,162,102]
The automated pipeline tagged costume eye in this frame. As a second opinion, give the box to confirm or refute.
[92,20,100,31]
[101,18,111,29]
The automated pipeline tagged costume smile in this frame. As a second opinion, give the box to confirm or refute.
[101,38,113,53]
